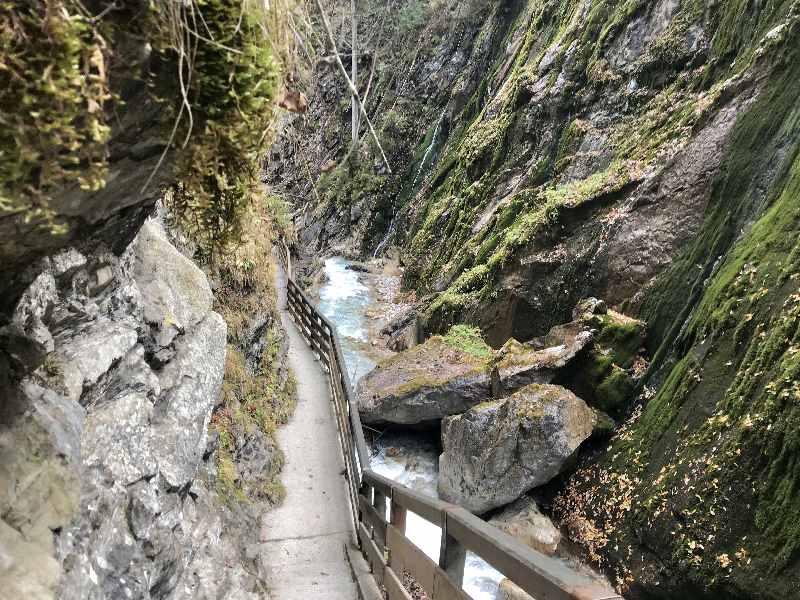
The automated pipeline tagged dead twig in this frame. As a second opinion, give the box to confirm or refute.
[313,0,392,173]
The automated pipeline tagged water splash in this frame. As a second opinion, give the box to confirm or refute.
[317,257,376,382]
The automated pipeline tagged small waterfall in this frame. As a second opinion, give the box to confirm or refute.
[411,109,447,190]
[373,216,396,258]
[374,110,447,259]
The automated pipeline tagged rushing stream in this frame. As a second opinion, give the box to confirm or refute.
[317,256,504,599]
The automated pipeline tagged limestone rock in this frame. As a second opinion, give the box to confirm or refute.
[134,219,213,333]
[438,384,596,513]
[494,325,593,395]
[152,311,227,488]
[82,391,157,485]
[357,336,493,425]
[489,496,561,555]
[53,318,138,402]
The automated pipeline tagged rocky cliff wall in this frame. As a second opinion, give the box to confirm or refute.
[275,0,800,597]
[0,216,286,599]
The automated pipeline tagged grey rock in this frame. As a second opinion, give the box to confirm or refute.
[571,297,607,320]
[127,479,160,541]
[1,383,84,552]
[82,391,157,485]
[11,271,58,354]
[22,381,86,466]
[53,318,138,402]
[0,324,49,374]
[438,384,596,513]
[357,335,493,426]
[495,578,533,600]
[489,496,561,556]
[153,312,226,488]
[0,519,61,600]
[51,249,87,278]
[134,220,213,333]
[494,326,594,396]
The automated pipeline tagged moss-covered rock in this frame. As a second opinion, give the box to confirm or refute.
[0,0,289,316]
[555,97,800,599]
[438,382,597,513]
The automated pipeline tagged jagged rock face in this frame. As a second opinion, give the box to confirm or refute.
[489,496,561,556]
[438,383,596,514]
[0,219,262,599]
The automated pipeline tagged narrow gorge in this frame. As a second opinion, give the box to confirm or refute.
[2,0,800,599]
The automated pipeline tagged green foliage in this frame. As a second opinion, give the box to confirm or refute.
[168,0,281,253]
[442,324,492,359]
[0,1,111,224]
[0,0,289,254]
[213,333,296,507]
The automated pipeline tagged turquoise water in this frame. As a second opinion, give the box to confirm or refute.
[316,257,377,384]
[317,256,504,599]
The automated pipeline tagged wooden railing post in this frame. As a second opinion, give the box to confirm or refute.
[373,488,388,549]
[439,514,466,588]
[390,493,407,535]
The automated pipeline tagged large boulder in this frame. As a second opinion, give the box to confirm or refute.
[438,384,596,513]
[494,324,593,395]
[358,322,593,426]
[357,335,494,425]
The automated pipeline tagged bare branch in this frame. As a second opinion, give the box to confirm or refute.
[313,0,392,173]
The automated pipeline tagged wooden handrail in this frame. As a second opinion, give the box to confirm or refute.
[277,241,623,600]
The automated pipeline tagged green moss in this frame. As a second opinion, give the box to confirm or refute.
[567,310,644,417]
[167,0,281,253]
[555,119,590,171]
[213,336,296,506]
[0,0,111,226]
[558,120,800,596]
[595,365,635,415]
[1,0,289,254]
[593,312,646,368]
[442,324,493,359]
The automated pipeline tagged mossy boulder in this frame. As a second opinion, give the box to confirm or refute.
[357,322,593,426]
[495,322,595,395]
[356,333,494,426]
[438,383,596,514]
[551,302,647,418]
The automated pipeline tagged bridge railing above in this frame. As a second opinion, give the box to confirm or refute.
[277,241,622,600]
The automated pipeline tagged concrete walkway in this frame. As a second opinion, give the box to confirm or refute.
[257,266,358,599]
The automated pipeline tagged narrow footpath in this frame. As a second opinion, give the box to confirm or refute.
[257,265,358,599]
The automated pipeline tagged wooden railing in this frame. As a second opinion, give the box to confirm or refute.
[277,241,623,600]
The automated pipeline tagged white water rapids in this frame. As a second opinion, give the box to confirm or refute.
[316,257,504,599]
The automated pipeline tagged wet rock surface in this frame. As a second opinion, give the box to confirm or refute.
[438,383,596,514]
[0,219,268,599]
[489,496,561,556]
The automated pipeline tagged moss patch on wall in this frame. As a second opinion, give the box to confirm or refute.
[211,200,297,507]
[555,111,800,599]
